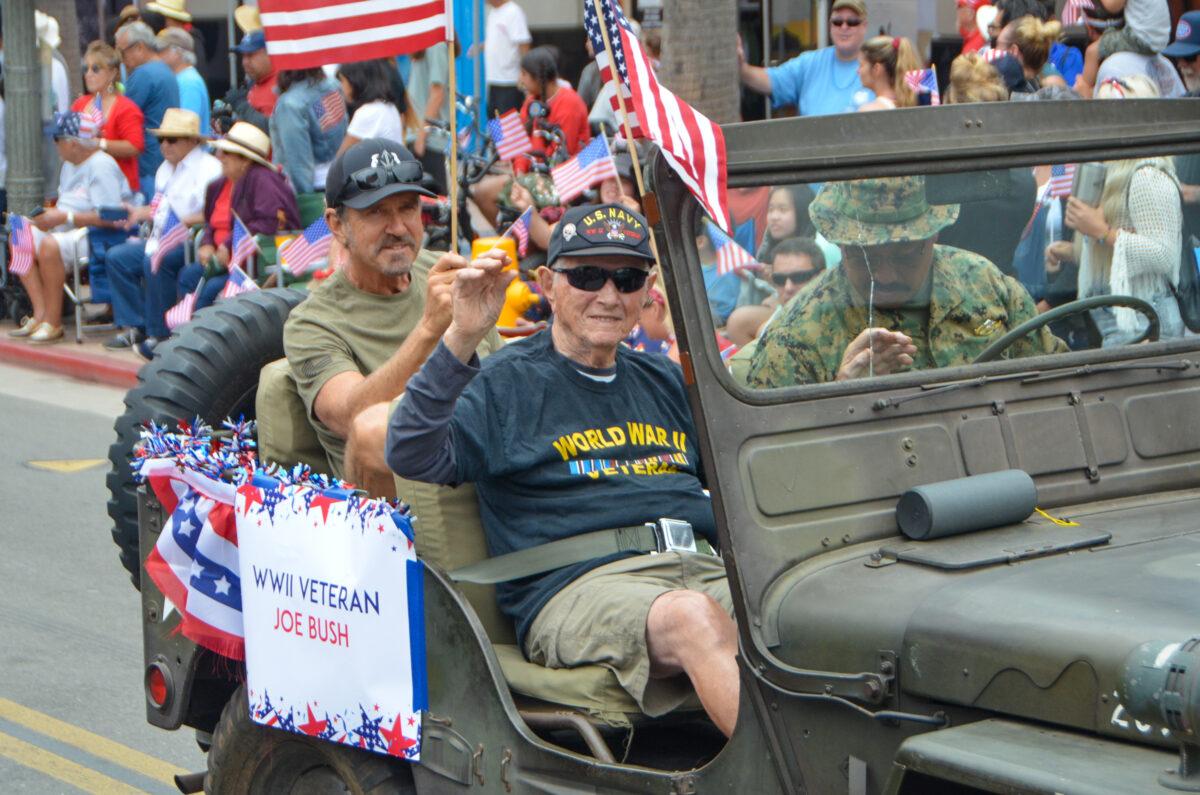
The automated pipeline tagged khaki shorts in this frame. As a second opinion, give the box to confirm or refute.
[524,552,733,718]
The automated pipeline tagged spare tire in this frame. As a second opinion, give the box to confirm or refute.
[105,288,307,588]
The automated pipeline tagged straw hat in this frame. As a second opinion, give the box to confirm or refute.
[211,122,274,169]
[235,4,262,34]
[118,4,140,22]
[146,0,193,23]
[148,108,205,139]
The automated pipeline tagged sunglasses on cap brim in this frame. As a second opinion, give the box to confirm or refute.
[344,161,425,195]
[551,265,650,293]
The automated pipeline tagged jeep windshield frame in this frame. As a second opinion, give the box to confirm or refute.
[645,98,1200,693]
[647,98,1200,406]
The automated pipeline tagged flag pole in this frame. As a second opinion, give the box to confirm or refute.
[590,0,648,200]
[446,1,459,253]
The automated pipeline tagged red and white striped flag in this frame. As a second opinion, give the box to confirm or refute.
[487,110,533,161]
[1047,163,1077,198]
[8,214,35,277]
[313,89,347,132]
[586,0,730,230]
[550,135,619,204]
[230,214,259,271]
[281,216,333,276]
[905,69,940,106]
[502,207,533,256]
[220,264,259,299]
[1061,0,1095,27]
[705,218,760,276]
[258,0,446,71]
[150,208,189,274]
[166,281,203,331]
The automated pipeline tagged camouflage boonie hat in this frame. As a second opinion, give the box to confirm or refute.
[809,175,960,246]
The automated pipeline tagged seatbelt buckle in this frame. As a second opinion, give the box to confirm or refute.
[649,519,697,554]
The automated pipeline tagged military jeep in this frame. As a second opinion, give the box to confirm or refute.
[114,96,1200,793]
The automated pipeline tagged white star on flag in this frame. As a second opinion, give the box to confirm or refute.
[214,576,232,596]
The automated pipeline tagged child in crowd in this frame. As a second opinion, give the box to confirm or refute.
[1075,0,1170,96]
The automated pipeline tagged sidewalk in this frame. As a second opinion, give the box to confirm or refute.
[0,319,142,390]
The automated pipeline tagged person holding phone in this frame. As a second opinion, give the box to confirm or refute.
[7,112,132,344]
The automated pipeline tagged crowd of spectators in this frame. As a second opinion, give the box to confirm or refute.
[2,0,1198,367]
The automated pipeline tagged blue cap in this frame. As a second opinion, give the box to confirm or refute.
[233,29,266,54]
[1164,11,1200,58]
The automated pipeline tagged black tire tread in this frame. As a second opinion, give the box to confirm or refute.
[105,289,306,588]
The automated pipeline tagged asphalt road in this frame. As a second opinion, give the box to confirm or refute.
[0,363,207,793]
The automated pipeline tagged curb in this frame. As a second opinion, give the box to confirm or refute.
[0,338,140,389]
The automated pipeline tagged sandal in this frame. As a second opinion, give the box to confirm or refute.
[28,322,64,344]
[7,316,38,338]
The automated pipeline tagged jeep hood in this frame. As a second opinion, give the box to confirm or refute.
[772,491,1200,745]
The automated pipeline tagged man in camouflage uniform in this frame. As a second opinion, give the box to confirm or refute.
[747,176,1067,388]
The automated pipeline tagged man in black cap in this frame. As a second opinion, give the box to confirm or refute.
[283,138,501,493]
[386,204,740,737]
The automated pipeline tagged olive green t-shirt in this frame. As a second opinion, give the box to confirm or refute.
[283,249,500,477]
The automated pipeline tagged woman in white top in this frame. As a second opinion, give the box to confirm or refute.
[1062,75,1185,345]
[336,58,411,155]
[857,36,922,111]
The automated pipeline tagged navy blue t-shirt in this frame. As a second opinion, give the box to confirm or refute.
[447,331,717,646]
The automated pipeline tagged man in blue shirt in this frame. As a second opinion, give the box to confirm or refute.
[158,28,211,135]
[740,0,874,116]
[116,21,181,196]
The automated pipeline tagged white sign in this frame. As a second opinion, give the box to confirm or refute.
[236,480,425,759]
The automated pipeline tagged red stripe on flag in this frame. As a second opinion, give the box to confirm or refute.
[260,1,442,39]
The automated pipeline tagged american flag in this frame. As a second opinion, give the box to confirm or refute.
[8,214,35,277]
[257,0,446,71]
[56,110,99,140]
[1061,0,1095,27]
[586,0,730,230]
[313,89,346,132]
[83,93,104,132]
[705,218,760,276]
[231,214,259,271]
[502,207,533,256]
[166,280,203,330]
[281,216,333,276]
[905,69,940,106]
[220,264,259,299]
[551,135,619,204]
[1047,163,1077,198]
[141,459,245,660]
[150,208,189,274]
[981,48,1007,63]
[487,110,532,161]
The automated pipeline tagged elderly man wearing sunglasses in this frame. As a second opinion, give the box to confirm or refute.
[740,0,874,116]
[386,203,740,737]
[284,138,501,494]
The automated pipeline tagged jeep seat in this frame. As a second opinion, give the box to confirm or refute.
[254,359,651,725]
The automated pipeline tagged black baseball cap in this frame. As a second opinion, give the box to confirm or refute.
[547,203,656,266]
[325,138,436,210]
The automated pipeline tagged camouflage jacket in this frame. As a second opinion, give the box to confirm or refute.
[747,245,1068,388]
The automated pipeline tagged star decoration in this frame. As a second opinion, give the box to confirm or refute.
[381,713,417,756]
[237,483,263,515]
[309,492,344,524]
[214,576,231,595]
[298,704,328,736]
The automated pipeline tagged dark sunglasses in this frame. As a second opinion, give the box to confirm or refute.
[831,17,863,27]
[157,137,183,145]
[345,160,424,194]
[770,270,818,287]
[551,265,650,293]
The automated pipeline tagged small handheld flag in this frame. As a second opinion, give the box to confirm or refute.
[230,214,259,271]
[551,135,618,204]
[487,110,533,161]
[1047,163,1077,199]
[905,69,940,106]
[151,208,189,274]
[220,264,259,299]
[8,215,35,277]
[705,218,760,276]
[502,207,533,256]
[166,279,204,331]
[281,216,333,276]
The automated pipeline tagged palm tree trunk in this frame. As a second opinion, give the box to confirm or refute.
[658,0,740,124]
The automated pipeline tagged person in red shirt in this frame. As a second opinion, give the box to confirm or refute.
[518,47,590,160]
[958,0,993,54]
[71,41,145,193]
